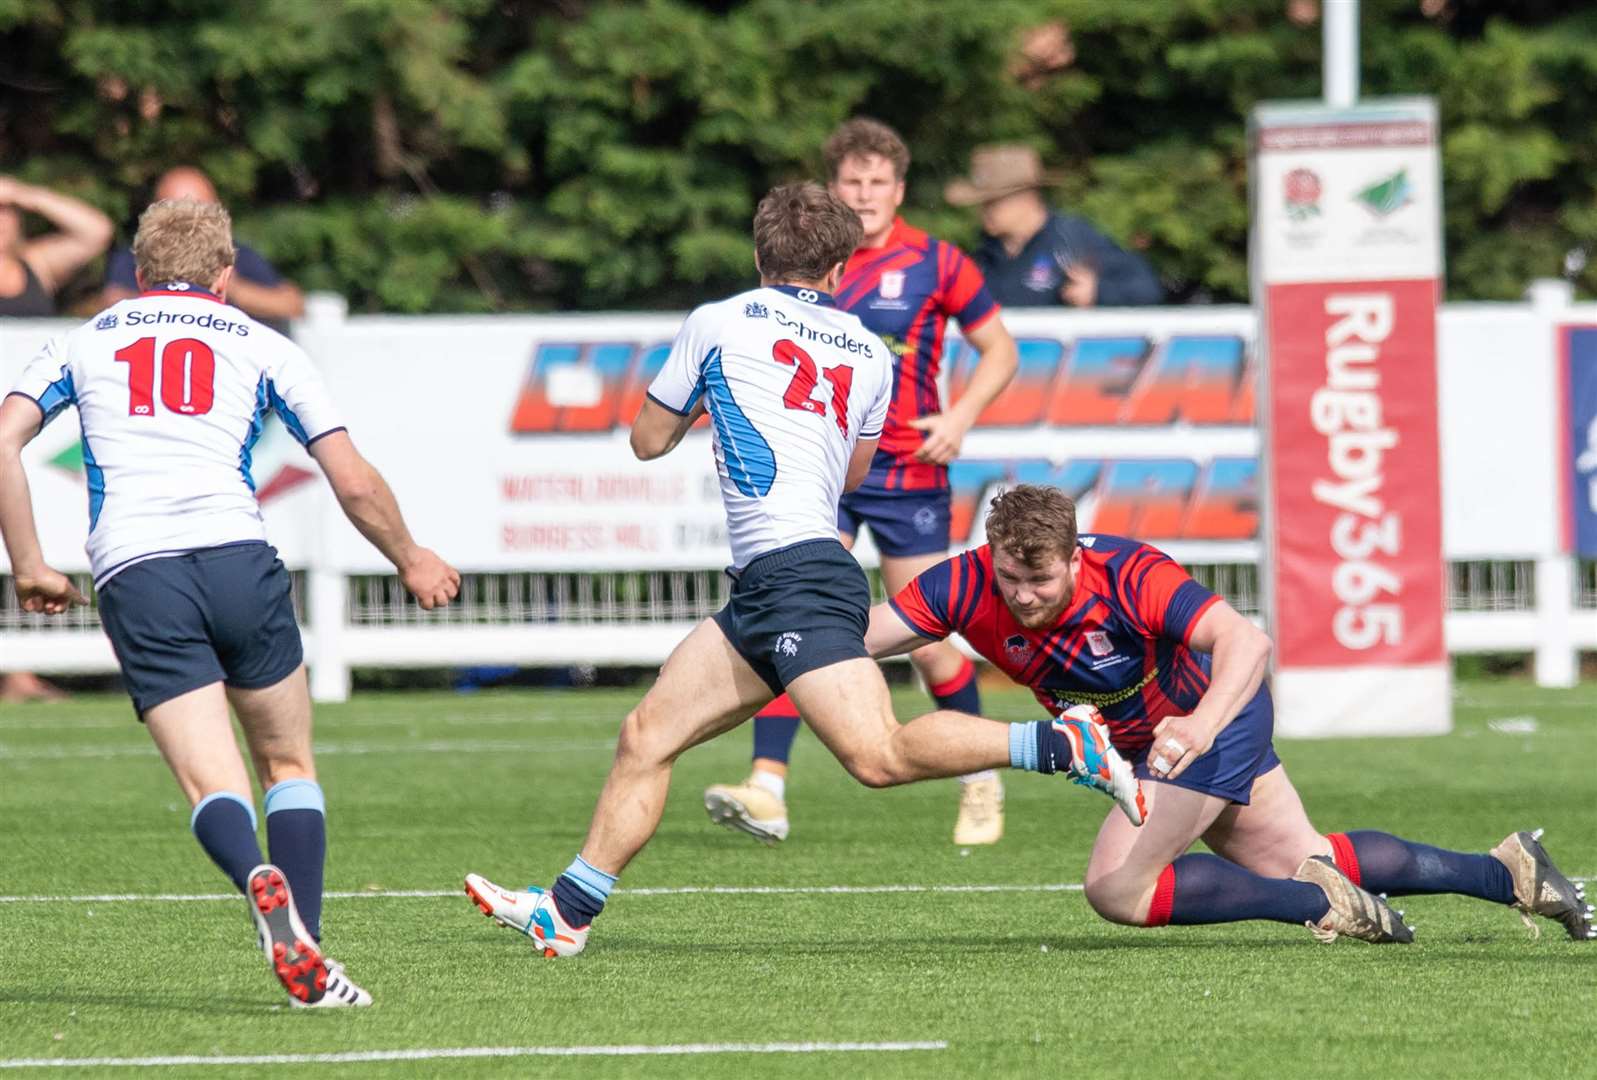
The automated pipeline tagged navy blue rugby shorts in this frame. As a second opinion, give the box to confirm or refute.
[712,539,871,695]
[97,541,304,718]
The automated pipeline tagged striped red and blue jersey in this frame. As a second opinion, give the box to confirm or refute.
[835,217,999,493]
[888,534,1225,756]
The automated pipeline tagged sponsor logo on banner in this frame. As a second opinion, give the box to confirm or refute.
[1284,169,1322,221]
[1354,169,1413,218]
[1265,279,1445,667]
[1563,326,1597,556]
[511,331,1257,435]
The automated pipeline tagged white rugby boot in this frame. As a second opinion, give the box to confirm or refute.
[465,873,590,958]
[953,776,1005,846]
[703,774,790,843]
[246,864,335,1005]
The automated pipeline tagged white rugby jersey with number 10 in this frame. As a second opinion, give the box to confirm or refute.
[7,284,344,587]
[646,284,895,569]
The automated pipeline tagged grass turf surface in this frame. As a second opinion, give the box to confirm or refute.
[0,679,1593,1078]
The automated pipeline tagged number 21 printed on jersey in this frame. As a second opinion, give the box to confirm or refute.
[773,339,852,437]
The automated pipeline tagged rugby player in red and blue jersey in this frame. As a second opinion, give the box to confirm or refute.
[873,485,1593,943]
[706,118,1022,847]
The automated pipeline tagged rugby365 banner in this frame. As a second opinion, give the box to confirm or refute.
[1250,98,1451,738]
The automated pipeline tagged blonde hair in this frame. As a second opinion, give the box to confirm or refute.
[132,199,236,288]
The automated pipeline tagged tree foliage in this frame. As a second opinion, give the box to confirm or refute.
[1,0,1593,312]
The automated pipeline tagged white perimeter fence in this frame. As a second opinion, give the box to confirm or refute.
[3,285,1594,701]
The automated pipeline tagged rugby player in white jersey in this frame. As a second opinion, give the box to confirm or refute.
[0,199,460,1007]
[464,183,1145,959]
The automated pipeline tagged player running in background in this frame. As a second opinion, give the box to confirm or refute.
[0,199,461,1006]
[870,485,1593,944]
[705,118,1022,847]
[463,185,1142,960]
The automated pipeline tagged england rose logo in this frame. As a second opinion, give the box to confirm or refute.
[1284,168,1322,222]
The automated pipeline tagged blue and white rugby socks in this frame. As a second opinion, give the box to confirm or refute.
[191,791,265,892]
[1008,720,1076,774]
[551,855,617,927]
[266,779,328,940]
[1327,831,1515,904]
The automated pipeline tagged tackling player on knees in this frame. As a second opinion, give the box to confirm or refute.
[0,198,461,1007]
[867,485,1592,944]
[462,185,1142,960]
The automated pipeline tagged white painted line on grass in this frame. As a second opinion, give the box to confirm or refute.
[0,882,1088,904]
[2,878,1587,905]
[0,738,614,761]
[0,1041,949,1070]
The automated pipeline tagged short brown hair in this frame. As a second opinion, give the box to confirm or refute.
[752,182,863,284]
[824,117,911,181]
[984,484,1078,566]
[132,199,235,288]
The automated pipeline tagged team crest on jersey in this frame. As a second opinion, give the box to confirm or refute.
[744,301,768,319]
[1085,630,1113,657]
[95,312,118,330]
[1026,258,1056,292]
[1004,634,1034,665]
[879,271,905,300]
[775,632,803,658]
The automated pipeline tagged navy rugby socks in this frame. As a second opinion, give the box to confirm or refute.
[190,792,265,892]
[929,658,981,715]
[751,695,802,765]
[1328,831,1515,903]
[1145,854,1332,927]
[265,779,328,939]
[551,855,617,927]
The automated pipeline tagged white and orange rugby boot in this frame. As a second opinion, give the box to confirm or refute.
[1054,705,1148,826]
[465,873,589,958]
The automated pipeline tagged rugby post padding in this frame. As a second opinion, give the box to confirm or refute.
[1250,98,1451,737]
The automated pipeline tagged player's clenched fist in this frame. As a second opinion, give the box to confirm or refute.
[1148,713,1216,781]
[400,548,461,609]
[13,566,89,615]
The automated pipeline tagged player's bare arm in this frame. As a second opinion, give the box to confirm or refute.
[908,314,1017,465]
[308,430,459,609]
[629,397,705,460]
[864,600,935,659]
[0,393,87,614]
[844,436,879,492]
[1149,599,1272,780]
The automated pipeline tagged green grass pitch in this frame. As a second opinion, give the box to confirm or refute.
[1,679,1593,1078]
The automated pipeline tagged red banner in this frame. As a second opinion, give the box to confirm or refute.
[1266,278,1446,668]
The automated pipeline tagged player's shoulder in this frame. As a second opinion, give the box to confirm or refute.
[1081,533,1177,568]
[683,289,763,334]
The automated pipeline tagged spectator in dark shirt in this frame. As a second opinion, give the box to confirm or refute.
[99,166,304,325]
[0,176,113,317]
[0,177,112,703]
[946,144,1163,308]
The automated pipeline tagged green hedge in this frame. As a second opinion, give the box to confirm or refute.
[3,0,1593,313]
